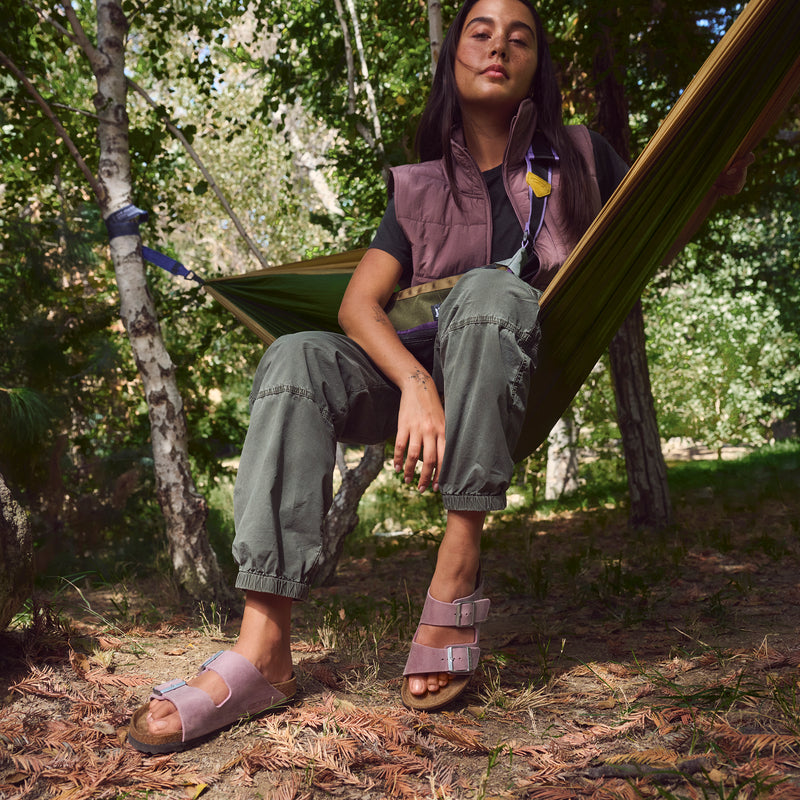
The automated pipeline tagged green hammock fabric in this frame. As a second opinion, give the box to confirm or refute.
[205,250,365,344]
[204,0,800,461]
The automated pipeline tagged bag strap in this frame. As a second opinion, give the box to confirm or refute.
[522,132,558,250]
[500,132,557,278]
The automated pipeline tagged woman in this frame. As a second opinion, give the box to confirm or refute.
[128,0,742,752]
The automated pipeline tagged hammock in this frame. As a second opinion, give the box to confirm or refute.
[201,0,800,461]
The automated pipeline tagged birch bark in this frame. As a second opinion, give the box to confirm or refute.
[545,414,580,500]
[427,0,444,77]
[317,445,385,587]
[79,0,229,600]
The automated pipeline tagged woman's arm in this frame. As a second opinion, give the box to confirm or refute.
[339,248,446,493]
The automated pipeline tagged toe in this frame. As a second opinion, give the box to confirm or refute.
[146,699,180,735]
[408,671,454,696]
[147,698,174,721]
[408,675,428,696]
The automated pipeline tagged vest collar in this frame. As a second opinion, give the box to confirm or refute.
[505,98,539,166]
[447,98,544,195]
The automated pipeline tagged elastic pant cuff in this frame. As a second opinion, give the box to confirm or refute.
[441,493,507,512]
[235,571,310,601]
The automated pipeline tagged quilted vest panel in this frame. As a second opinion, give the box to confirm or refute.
[390,100,600,290]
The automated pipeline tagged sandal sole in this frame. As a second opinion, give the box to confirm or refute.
[400,674,470,711]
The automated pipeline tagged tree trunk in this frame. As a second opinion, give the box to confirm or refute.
[592,16,672,529]
[545,413,580,500]
[315,443,385,587]
[0,471,32,631]
[88,0,231,602]
[608,302,673,527]
[427,0,444,77]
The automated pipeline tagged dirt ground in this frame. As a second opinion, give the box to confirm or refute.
[2,457,800,799]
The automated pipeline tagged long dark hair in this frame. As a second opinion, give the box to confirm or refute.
[415,0,595,246]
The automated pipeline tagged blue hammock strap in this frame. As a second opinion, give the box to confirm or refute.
[104,204,203,285]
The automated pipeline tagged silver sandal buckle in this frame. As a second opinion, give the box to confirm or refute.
[153,679,186,696]
[201,650,224,669]
[447,645,474,673]
[454,600,476,626]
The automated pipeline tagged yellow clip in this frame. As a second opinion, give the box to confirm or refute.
[526,171,551,198]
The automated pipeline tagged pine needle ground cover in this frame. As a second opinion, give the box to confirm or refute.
[2,446,800,799]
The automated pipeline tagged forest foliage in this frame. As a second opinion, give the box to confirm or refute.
[0,0,798,580]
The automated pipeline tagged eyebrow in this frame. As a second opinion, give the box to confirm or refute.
[464,16,536,38]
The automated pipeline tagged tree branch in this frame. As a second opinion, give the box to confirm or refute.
[24,0,79,46]
[332,0,358,118]
[18,96,103,122]
[59,0,106,73]
[332,0,387,165]
[0,49,103,203]
[126,78,271,270]
[344,0,384,162]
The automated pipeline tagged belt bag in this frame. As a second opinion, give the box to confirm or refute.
[384,253,526,366]
[384,138,557,366]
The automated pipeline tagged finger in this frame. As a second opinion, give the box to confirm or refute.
[431,433,446,492]
[418,452,437,493]
[393,431,409,473]
[404,440,421,484]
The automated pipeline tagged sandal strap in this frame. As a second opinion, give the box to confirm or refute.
[419,590,490,628]
[150,651,291,742]
[403,582,489,678]
[403,641,480,676]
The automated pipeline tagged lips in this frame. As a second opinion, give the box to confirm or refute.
[482,64,509,78]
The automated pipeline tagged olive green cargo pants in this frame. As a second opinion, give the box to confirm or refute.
[232,269,541,599]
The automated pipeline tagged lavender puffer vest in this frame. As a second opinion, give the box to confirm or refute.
[389,100,601,291]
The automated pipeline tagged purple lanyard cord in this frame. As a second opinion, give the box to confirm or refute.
[522,143,556,250]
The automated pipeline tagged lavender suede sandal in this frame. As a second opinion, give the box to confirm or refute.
[127,650,296,754]
[401,584,490,711]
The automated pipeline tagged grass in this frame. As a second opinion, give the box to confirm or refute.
[305,588,419,664]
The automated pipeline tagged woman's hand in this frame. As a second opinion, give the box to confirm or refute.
[395,369,446,492]
[713,152,755,195]
[339,248,447,491]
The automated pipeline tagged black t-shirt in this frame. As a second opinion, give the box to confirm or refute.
[370,130,628,287]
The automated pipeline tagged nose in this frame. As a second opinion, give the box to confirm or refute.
[490,37,507,58]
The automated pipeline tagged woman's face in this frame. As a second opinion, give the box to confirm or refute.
[454,0,538,117]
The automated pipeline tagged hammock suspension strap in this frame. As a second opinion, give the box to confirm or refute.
[105,204,204,285]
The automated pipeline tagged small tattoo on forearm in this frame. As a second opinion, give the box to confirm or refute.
[371,304,388,323]
[408,369,431,389]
